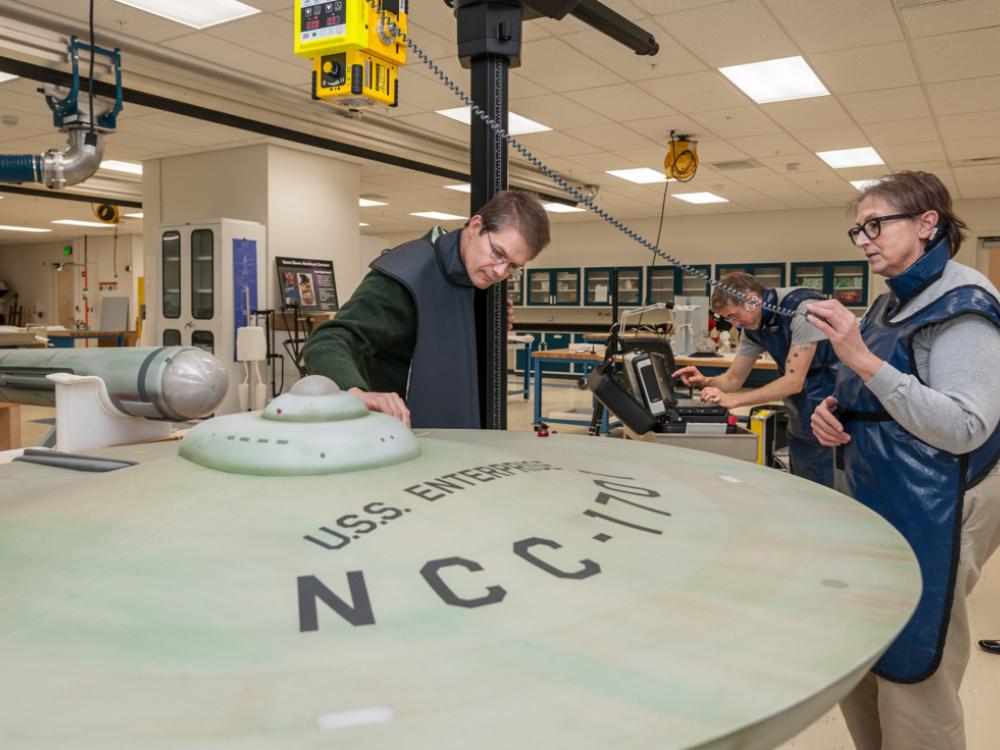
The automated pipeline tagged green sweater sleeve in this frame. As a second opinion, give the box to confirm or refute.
[302,270,416,394]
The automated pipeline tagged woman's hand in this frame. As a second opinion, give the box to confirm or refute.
[805,300,883,381]
[811,395,850,446]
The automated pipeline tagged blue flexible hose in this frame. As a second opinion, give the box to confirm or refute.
[0,154,41,183]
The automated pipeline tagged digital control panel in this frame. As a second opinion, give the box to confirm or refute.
[299,0,346,41]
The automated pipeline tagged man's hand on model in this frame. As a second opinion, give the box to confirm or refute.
[698,386,738,409]
[349,387,411,427]
[672,365,709,387]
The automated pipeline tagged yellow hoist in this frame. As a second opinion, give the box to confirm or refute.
[293,0,407,109]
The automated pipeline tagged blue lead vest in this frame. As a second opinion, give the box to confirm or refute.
[834,238,1000,682]
[742,288,839,486]
[371,228,480,429]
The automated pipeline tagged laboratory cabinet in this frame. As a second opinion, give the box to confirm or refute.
[526,268,581,306]
[790,261,869,307]
[583,266,643,306]
[714,262,787,288]
[646,264,712,304]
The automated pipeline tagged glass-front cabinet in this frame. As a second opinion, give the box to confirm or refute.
[507,273,523,306]
[680,264,712,298]
[646,264,712,303]
[583,266,642,306]
[791,261,869,307]
[714,262,787,288]
[526,268,581,306]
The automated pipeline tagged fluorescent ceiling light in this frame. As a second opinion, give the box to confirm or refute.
[816,147,884,169]
[606,168,674,184]
[0,225,51,233]
[359,222,370,227]
[436,107,551,135]
[0,72,17,84]
[719,56,829,104]
[112,0,259,30]
[123,212,144,219]
[850,179,882,191]
[444,183,472,193]
[101,160,143,175]
[52,219,116,228]
[359,198,387,207]
[544,202,586,213]
[672,192,729,204]
[410,211,466,221]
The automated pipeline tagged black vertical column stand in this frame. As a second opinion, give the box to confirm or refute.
[454,0,522,430]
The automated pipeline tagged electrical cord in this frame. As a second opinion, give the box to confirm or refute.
[362,0,801,320]
[88,0,95,135]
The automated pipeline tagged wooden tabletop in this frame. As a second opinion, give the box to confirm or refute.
[531,347,605,362]
[534,347,779,371]
[46,330,130,338]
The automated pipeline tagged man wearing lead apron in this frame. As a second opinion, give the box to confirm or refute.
[303,190,550,429]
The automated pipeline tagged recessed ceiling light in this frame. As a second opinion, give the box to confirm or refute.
[850,179,882,191]
[410,211,467,221]
[359,222,370,227]
[100,160,143,175]
[111,0,259,30]
[0,72,17,84]
[816,147,884,169]
[606,168,675,184]
[672,192,729,204]
[719,56,829,104]
[543,203,586,213]
[444,183,472,193]
[0,224,51,233]
[436,107,551,135]
[359,198,387,207]
[123,212,144,219]
[52,219,116,228]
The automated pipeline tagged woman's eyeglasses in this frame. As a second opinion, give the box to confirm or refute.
[847,213,919,245]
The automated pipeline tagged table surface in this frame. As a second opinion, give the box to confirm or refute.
[46,329,130,338]
[0,430,920,750]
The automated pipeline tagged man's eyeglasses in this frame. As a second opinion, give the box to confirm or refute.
[486,232,521,276]
[847,213,919,245]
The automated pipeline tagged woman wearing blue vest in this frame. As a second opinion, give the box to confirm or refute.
[808,171,1000,750]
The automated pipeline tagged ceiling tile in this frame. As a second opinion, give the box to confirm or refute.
[938,111,1000,141]
[565,84,677,122]
[639,71,751,112]
[516,38,626,92]
[763,0,903,53]
[944,136,1000,163]
[901,0,1000,37]
[914,27,1000,83]
[566,151,643,172]
[620,115,710,144]
[761,97,853,131]
[758,152,831,172]
[689,107,782,138]
[727,133,806,158]
[688,138,753,163]
[794,125,870,152]
[653,0,798,68]
[563,123,659,151]
[863,118,940,147]
[508,94,608,130]
[515,131,605,157]
[840,86,931,124]
[927,76,1000,116]
[810,42,919,93]
[561,26,705,82]
[162,33,306,87]
[879,141,947,164]
[509,72,553,99]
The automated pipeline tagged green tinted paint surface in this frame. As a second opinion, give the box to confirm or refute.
[0,431,920,749]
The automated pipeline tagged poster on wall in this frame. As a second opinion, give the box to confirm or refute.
[275,257,338,312]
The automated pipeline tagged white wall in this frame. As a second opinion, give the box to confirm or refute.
[0,240,66,325]
[376,197,1000,321]
[0,233,142,328]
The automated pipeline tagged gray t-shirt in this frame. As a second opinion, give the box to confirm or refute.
[735,287,827,359]
[865,261,1000,454]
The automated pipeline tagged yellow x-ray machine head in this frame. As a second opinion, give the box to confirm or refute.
[293,0,407,109]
